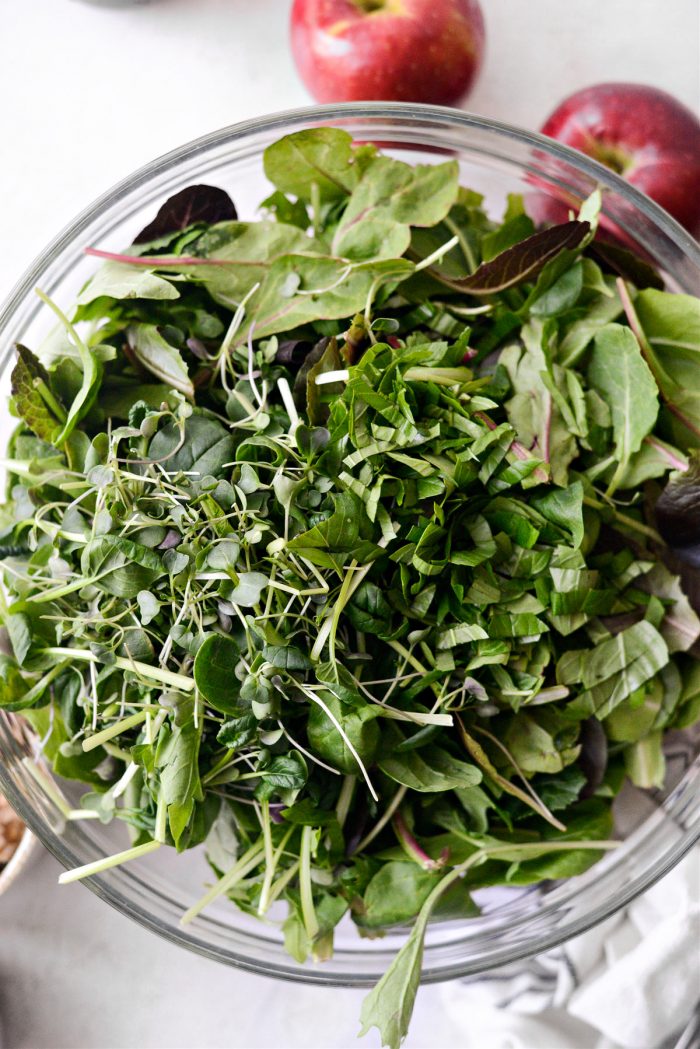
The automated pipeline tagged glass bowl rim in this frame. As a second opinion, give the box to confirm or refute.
[1,101,699,985]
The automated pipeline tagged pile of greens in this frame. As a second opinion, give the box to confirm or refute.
[2,127,700,1047]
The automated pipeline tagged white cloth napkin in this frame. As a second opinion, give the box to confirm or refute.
[440,845,700,1049]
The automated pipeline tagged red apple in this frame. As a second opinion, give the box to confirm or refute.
[290,0,485,107]
[540,83,700,234]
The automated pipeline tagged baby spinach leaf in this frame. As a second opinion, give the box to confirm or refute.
[148,415,235,485]
[359,862,440,929]
[194,634,241,714]
[634,289,700,445]
[307,692,381,773]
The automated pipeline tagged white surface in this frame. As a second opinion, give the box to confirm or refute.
[0,2,698,1047]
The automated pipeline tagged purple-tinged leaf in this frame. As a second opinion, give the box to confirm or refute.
[134,184,237,245]
[452,220,590,295]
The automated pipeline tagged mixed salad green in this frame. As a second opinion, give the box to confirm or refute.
[1,127,700,1047]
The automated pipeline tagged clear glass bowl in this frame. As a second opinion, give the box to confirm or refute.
[1,103,699,987]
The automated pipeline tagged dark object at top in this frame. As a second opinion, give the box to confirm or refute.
[134,185,237,244]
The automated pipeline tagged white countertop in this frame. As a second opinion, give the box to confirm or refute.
[0,2,698,1046]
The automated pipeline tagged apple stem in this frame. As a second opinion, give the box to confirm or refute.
[350,0,385,11]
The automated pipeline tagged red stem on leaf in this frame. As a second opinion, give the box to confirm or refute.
[393,811,446,872]
[84,246,232,268]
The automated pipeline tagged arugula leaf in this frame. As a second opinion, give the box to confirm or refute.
[359,870,456,1049]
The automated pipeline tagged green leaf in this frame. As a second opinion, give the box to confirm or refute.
[156,709,204,849]
[307,692,381,773]
[263,127,366,202]
[77,261,180,305]
[624,732,666,789]
[359,862,440,929]
[0,655,29,711]
[345,581,392,634]
[240,255,414,343]
[634,289,700,445]
[500,331,577,486]
[287,491,380,571]
[504,713,580,773]
[359,870,454,1049]
[379,746,482,792]
[81,535,164,598]
[183,220,316,304]
[10,345,64,443]
[332,156,459,261]
[148,414,235,487]
[587,324,659,483]
[565,620,669,719]
[126,324,194,398]
[217,713,258,750]
[255,750,308,800]
[531,482,585,549]
[193,634,241,714]
[262,644,312,671]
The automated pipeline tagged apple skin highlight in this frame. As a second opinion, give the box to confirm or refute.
[290,0,485,106]
[541,83,700,234]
